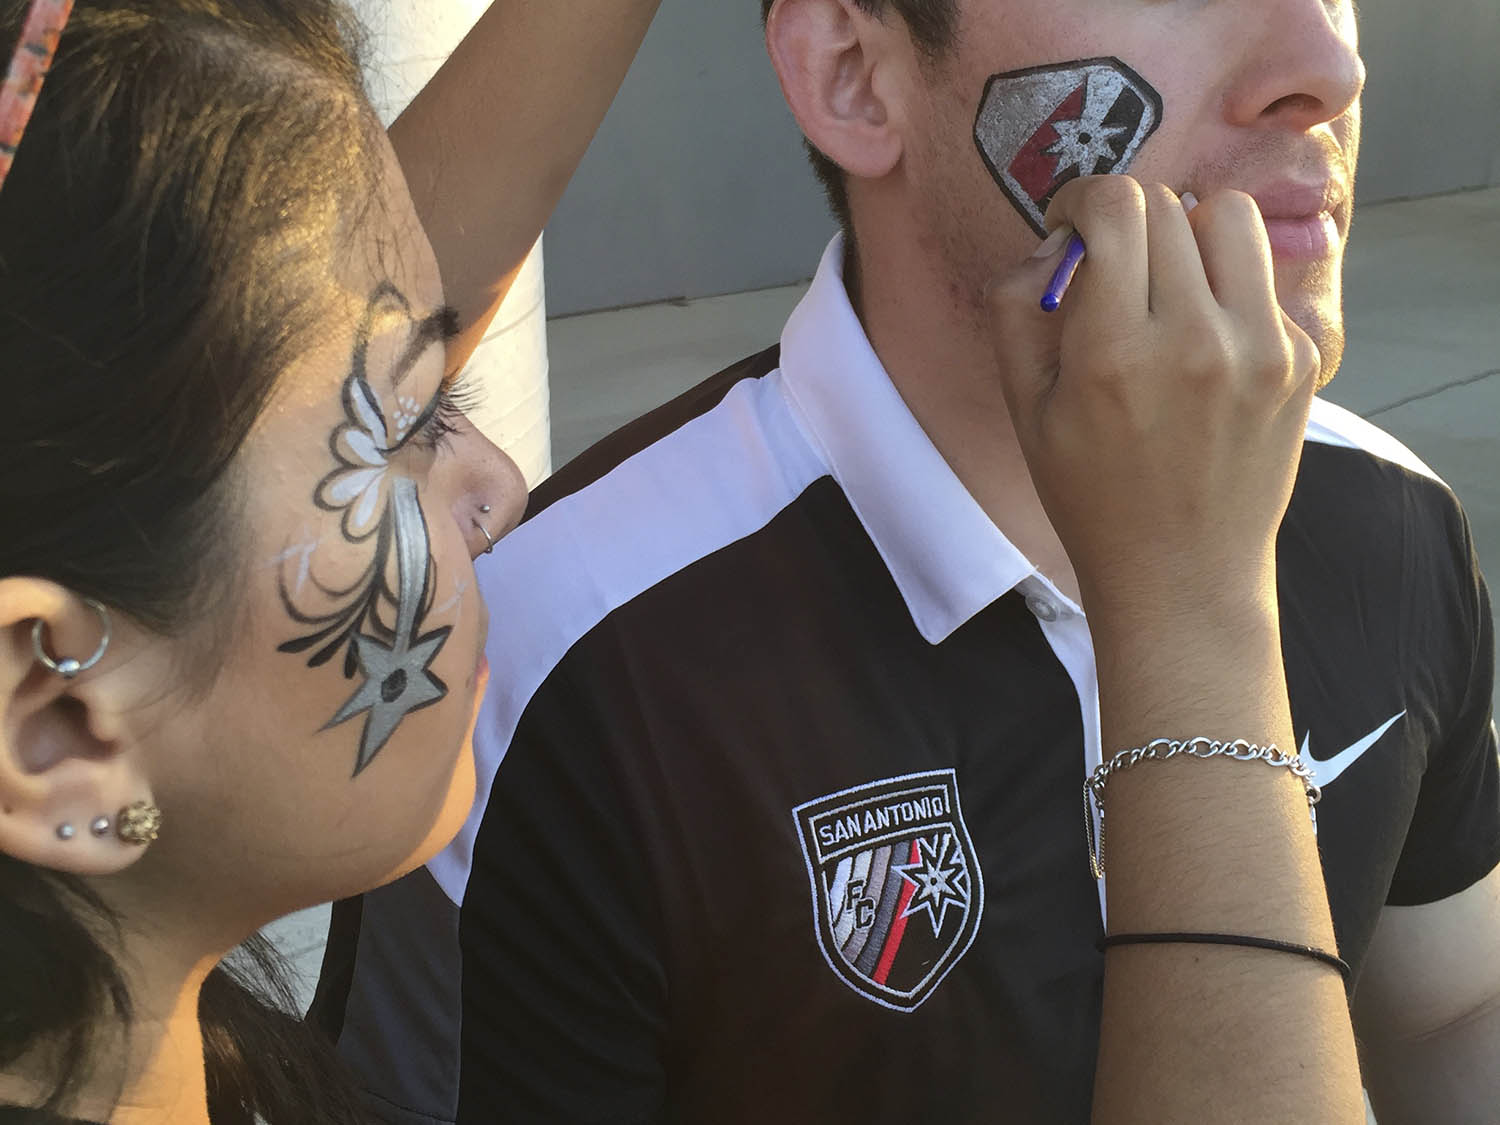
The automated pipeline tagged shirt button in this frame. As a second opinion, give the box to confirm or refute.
[1026,595,1061,623]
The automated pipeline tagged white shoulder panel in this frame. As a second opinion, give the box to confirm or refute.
[428,370,828,904]
[1305,397,1446,486]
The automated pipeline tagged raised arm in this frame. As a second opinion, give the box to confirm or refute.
[388,0,663,368]
[987,177,1366,1123]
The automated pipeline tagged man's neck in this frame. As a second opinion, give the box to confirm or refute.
[852,238,1081,604]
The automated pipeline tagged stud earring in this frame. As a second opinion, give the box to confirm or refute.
[32,599,112,680]
[90,816,112,838]
[116,801,162,846]
[56,823,76,841]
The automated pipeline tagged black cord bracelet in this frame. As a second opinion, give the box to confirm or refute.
[1098,932,1352,985]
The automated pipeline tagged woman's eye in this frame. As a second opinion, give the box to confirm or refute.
[407,373,482,454]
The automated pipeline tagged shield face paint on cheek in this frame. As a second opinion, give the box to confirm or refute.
[974,57,1163,237]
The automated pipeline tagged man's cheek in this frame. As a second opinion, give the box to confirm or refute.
[973,57,1164,237]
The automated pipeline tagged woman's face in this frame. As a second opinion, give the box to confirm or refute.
[107,136,527,933]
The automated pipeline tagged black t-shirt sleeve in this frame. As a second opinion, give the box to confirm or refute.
[456,664,669,1124]
[1387,502,1500,906]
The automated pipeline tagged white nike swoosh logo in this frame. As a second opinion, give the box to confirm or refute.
[1299,711,1406,788]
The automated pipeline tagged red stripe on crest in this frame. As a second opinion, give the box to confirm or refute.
[871,838,922,987]
[1007,83,1086,204]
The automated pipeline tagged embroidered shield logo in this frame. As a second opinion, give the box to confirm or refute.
[793,769,984,1011]
[974,57,1164,236]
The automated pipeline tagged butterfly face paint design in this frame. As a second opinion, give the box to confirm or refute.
[280,283,458,776]
[974,57,1163,236]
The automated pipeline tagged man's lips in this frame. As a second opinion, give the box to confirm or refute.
[1247,180,1347,263]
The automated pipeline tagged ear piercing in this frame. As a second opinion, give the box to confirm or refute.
[116,802,162,846]
[32,598,113,680]
[52,805,161,846]
[474,504,497,555]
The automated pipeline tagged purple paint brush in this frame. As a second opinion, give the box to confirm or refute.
[1040,232,1087,313]
[1039,192,1198,312]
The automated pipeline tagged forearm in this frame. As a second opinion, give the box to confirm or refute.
[1361,987,1500,1123]
[389,0,662,364]
[1089,593,1365,1124]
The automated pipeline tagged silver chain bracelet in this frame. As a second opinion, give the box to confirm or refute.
[1084,738,1322,879]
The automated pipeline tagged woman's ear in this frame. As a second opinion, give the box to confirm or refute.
[0,579,157,876]
[766,0,907,182]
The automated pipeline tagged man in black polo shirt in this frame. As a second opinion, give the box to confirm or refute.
[315,1,1500,1121]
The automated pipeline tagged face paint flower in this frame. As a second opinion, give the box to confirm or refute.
[280,283,455,776]
[317,378,395,541]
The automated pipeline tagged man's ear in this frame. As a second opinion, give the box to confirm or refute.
[0,578,156,877]
[766,0,907,182]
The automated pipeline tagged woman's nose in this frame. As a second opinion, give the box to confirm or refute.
[434,416,528,562]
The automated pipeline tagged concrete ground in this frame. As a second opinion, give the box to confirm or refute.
[271,188,1498,1123]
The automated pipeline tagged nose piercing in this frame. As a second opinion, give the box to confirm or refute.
[474,505,497,555]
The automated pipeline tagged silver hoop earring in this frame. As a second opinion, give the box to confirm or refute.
[474,506,497,555]
[32,599,112,680]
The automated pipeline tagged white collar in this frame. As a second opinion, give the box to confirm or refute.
[778,235,1068,644]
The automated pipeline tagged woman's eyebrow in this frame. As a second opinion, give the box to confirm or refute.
[390,305,463,390]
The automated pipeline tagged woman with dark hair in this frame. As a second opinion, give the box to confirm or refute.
[0,1,1371,1123]
[0,1,659,1121]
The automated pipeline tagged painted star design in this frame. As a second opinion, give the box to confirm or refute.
[892,833,971,937]
[1044,115,1131,178]
[326,626,451,775]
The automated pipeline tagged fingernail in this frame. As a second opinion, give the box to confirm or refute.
[1031,225,1073,259]
[1181,191,1199,213]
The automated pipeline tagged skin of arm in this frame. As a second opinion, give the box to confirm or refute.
[387,0,663,370]
[987,176,1366,1123]
[1353,864,1500,1124]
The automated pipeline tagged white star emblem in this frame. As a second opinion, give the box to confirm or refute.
[893,833,971,936]
[1043,68,1132,178]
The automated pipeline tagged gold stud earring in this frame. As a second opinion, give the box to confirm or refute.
[116,801,162,846]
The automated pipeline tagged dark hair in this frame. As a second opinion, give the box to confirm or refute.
[0,1,389,1121]
[760,0,959,233]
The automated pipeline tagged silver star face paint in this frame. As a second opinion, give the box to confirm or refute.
[974,57,1163,236]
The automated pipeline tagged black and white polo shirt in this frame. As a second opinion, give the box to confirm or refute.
[314,237,1500,1125]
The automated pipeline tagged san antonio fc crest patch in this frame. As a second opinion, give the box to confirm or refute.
[792,770,984,1011]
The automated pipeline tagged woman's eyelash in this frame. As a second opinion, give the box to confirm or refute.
[409,373,484,453]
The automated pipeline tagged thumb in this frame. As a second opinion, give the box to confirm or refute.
[984,225,1073,441]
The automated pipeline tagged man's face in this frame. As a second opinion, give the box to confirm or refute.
[894,0,1364,383]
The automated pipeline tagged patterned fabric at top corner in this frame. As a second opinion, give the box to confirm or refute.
[317,235,1500,1125]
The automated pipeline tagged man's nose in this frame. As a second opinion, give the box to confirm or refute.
[1222,0,1366,131]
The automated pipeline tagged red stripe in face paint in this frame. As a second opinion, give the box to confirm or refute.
[1007,83,1086,203]
[871,838,922,987]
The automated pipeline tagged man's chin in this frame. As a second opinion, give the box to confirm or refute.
[1275,274,1346,390]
